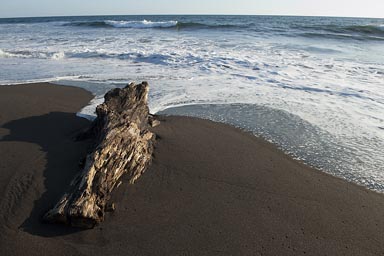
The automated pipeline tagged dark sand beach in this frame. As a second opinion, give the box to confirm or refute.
[0,82,384,255]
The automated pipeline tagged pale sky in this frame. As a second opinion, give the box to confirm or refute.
[0,0,383,19]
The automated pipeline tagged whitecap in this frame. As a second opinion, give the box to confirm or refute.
[52,51,66,60]
[104,20,178,29]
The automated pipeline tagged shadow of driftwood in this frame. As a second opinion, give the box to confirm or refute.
[1,112,92,237]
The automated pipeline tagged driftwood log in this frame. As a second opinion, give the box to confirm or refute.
[44,82,156,228]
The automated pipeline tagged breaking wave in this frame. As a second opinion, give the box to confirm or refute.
[0,48,65,59]
[63,20,177,29]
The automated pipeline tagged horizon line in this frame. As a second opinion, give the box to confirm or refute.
[0,13,383,20]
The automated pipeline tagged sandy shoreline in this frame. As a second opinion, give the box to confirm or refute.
[0,82,383,255]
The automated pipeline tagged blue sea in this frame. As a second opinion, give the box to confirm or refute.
[0,15,383,191]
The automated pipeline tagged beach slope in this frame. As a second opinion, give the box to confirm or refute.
[0,83,383,256]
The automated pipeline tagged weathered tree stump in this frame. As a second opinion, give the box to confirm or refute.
[44,82,156,228]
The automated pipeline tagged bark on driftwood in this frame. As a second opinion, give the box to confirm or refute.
[44,82,156,228]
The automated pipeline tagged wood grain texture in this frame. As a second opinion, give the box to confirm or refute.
[44,82,155,228]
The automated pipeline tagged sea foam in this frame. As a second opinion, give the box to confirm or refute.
[1,15,384,192]
[105,20,177,28]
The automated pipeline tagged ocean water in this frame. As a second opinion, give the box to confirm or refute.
[0,15,383,191]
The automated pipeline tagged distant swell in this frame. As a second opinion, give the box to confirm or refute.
[296,24,384,41]
[325,24,384,36]
[176,22,240,29]
[62,20,242,30]
[64,21,110,28]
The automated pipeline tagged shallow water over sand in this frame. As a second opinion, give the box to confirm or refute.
[0,15,383,191]
[160,104,384,192]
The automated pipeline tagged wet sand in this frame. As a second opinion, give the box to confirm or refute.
[0,83,383,255]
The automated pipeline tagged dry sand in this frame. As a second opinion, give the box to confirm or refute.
[0,83,383,256]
